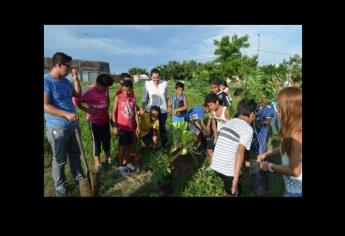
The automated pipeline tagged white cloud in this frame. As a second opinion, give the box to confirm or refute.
[44,26,157,57]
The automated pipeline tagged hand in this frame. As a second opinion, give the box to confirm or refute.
[113,127,118,136]
[260,161,270,171]
[71,68,79,81]
[88,107,98,115]
[231,179,238,196]
[65,112,79,122]
[136,127,140,136]
[257,153,266,162]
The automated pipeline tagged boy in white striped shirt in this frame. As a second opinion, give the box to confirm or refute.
[211,99,257,196]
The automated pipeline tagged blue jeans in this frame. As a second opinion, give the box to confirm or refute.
[46,125,85,195]
[159,112,168,148]
[284,192,302,197]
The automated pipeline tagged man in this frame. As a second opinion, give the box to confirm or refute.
[44,52,85,197]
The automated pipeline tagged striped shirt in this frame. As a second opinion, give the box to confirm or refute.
[211,118,253,177]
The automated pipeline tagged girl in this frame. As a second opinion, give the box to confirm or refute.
[257,87,302,197]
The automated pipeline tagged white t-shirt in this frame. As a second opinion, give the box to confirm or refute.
[211,118,253,177]
[142,80,168,113]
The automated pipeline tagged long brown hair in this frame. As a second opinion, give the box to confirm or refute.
[278,87,302,156]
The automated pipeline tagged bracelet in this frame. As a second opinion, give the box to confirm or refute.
[268,163,274,172]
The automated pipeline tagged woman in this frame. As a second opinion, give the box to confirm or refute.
[257,87,302,197]
[141,68,169,149]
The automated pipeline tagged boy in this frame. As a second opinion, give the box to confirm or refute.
[185,103,210,155]
[250,98,275,155]
[112,80,140,175]
[168,81,188,123]
[206,93,231,161]
[209,77,232,107]
[211,99,257,197]
[138,106,160,150]
[73,74,114,173]
[44,52,86,197]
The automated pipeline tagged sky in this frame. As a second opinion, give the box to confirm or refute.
[44,25,302,74]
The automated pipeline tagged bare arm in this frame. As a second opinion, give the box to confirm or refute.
[141,82,148,110]
[224,107,231,120]
[232,144,246,195]
[71,69,82,98]
[112,96,119,135]
[261,135,302,177]
[44,93,78,122]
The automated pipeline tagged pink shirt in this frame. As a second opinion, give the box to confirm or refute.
[115,93,136,131]
[73,84,110,126]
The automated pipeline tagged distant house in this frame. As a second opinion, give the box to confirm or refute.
[132,74,149,83]
[44,57,110,82]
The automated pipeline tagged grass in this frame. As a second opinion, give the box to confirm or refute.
[44,79,284,197]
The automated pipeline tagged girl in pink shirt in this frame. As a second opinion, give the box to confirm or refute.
[73,74,113,173]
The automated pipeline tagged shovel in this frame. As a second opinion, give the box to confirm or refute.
[75,128,94,197]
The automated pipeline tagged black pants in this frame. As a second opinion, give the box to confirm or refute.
[216,172,241,196]
[159,112,168,148]
[89,122,111,156]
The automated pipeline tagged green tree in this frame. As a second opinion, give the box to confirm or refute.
[282,54,302,82]
[128,67,148,75]
[214,34,257,80]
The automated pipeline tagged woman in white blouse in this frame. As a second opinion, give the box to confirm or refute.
[141,68,169,149]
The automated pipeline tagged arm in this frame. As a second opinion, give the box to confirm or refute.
[199,120,209,134]
[167,97,173,114]
[134,105,140,136]
[71,68,82,98]
[232,144,246,195]
[224,107,231,120]
[257,147,281,162]
[44,93,78,122]
[141,82,148,111]
[211,117,217,139]
[261,135,302,177]
[112,96,119,135]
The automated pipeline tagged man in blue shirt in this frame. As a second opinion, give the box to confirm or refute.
[250,100,275,155]
[44,52,85,197]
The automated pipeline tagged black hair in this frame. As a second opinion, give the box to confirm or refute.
[236,99,257,117]
[205,93,219,104]
[150,68,160,76]
[51,52,72,67]
[122,79,133,89]
[119,73,132,81]
[209,77,221,85]
[150,105,161,116]
[96,74,113,87]
[175,81,185,90]
[234,88,244,97]
[222,81,228,87]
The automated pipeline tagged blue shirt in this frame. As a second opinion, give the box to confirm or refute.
[44,74,78,127]
[185,106,205,122]
[250,104,275,154]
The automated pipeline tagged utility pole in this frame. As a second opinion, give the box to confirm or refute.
[257,33,260,64]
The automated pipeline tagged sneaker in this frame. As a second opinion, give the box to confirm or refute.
[117,166,130,176]
[126,163,136,172]
[55,188,66,197]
